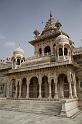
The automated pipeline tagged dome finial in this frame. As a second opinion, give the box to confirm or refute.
[18,43,20,48]
[50,11,52,19]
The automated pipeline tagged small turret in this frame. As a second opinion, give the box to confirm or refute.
[11,46,25,69]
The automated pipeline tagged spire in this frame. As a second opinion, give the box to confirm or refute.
[50,11,53,19]
[19,43,20,47]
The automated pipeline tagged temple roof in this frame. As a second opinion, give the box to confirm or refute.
[41,13,62,35]
[29,13,70,46]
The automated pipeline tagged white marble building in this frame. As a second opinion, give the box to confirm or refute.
[0,13,82,117]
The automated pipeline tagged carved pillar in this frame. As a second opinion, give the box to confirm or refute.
[34,47,38,57]
[19,79,22,98]
[15,80,18,99]
[67,71,73,99]
[6,79,10,98]
[68,49,71,61]
[57,49,59,61]
[73,73,77,98]
[51,42,53,55]
[54,73,58,99]
[63,44,65,59]
[26,77,30,99]
[38,74,42,98]
[48,76,52,99]
[42,45,44,56]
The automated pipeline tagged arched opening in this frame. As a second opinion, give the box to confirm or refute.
[17,82,20,98]
[39,48,42,55]
[21,78,27,98]
[53,44,56,47]
[11,79,16,98]
[17,59,20,65]
[59,48,63,56]
[44,46,51,55]
[41,76,49,98]
[64,48,68,56]
[29,77,39,98]
[58,74,69,98]
[51,79,55,98]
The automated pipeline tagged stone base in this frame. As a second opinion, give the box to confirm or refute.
[0,98,80,117]
[60,99,79,117]
[78,99,82,110]
[0,98,62,116]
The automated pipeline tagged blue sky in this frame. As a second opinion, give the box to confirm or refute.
[0,0,82,58]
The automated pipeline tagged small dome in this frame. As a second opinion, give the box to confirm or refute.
[56,34,69,44]
[13,46,24,55]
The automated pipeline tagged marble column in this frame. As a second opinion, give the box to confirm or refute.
[67,71,73,99]
[54,73,58,99]
[50,42,53,55]
[48,77,52,99]
[57,49,59,61]
[15,80,18,99]
[38,74,42,98]
[6,79,10,98]
[69,81,73,99]
[42,45,44,56]
[19,79,22,98]
[73,73,77,98]
[26,77,29,99]
[63,44,65,59]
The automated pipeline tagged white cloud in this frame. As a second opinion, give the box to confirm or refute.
[5,41,15,47]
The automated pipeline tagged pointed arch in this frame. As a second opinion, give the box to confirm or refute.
[29,77,39,98]
[41,76,49,98]
[21,78,27,98]
[58,74,69,98]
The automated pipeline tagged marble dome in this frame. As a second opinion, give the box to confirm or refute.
[13,46,24,55]
[56,34,69,44]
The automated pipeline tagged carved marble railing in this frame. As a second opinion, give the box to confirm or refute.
[73,47,82,55]
[0,62,11,70]
[23,55,71,67]
[9,60,73,74]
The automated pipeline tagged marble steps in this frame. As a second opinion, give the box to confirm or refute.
[0,99,62,115]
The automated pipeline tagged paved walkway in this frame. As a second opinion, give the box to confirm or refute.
[0,110,82,124]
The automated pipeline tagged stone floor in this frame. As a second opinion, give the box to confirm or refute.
[0,110,82,124]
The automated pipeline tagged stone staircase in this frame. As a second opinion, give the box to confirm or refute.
[0,98,62,116]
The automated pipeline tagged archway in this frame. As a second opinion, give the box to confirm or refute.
[64,48,68,56]
[21,78,27,98]
[39,48,42,56]
[59,48,63,56]
[58,74,69,98]
[44,46,51,55]
[11,79,16,98]
[41,76,49,98]
[29,77,39,98]
[51,79,55,98]
[16,58,20,65]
